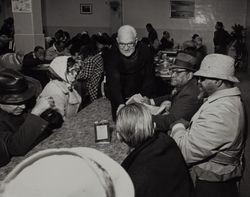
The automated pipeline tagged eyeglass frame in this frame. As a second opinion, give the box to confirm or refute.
[196,76,219,82]
[170,68,188,75]
[117,39,137,49]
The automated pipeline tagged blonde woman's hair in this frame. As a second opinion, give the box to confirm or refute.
[116,103,154,147]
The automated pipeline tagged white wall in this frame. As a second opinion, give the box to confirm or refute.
[123,0,247,53]
[42,0,247,54]
[42,0,112,37]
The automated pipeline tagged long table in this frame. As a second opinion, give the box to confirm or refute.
[0,98,129,180]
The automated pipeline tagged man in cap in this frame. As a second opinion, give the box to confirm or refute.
[170,54,247,197]
[0,69,56,167]
[142,52,202,131]
[105,25,155,120]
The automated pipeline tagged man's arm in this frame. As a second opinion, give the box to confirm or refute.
[153,92,201,131]
[170,101,242,165]
[6,114,48,156]
[7,96,55,156]
[153,95,172,106]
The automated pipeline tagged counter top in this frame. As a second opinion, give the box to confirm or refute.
[0,98,129,180]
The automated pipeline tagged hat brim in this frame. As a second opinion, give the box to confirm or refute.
[0,77,37,105]
[194,70,240,83]
[170,64,196,72]
[1,147,135,197]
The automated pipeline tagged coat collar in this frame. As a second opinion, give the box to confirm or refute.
[121,133,158,168]
[207,87,241,103]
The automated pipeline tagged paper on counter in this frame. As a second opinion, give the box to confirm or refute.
[126,94,165,115]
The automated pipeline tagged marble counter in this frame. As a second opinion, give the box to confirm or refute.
[0,98,129,180]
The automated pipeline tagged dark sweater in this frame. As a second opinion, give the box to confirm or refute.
[105,42,155,119]
[22,52,50,68]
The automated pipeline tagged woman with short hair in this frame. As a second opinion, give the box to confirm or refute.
[116,103,194,197]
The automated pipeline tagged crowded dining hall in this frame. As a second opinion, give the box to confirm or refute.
[0,0,250,196]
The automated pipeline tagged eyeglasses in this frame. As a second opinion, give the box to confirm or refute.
[197,76,217,82]
[197,76,206,82]
[171,69,187,75]
[67,66,80,75]
[118,42,135,49]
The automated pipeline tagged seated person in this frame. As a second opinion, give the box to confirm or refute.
[160,31,174,50]
[0,17,14,39]
[78,41,104,102]
[45,40,70,61]
[69,31,90,56]
[54,29,70,44]
[182,40,201,70]
[191,34,199,42]
[92,32,111,53]
[22,46,50,68]
[0,17,14,55]
[193,35,207,68]
[170,54,245,197]
[22,46,51,87]
[0,147,134,197]
[182,40,197,56]
[0,69,59,167]
[0,34,13,55]
[40,56,82,119]
[142,52,202,131]
[116,103,194,197]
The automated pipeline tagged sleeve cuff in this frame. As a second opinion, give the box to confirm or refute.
[150,99,155,106]
[172,123,185,131]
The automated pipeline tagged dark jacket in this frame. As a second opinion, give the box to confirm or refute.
[160,37,174,50]
[105,41,155,119]
[0,109,49,167]
[22,52,50,87]
[22,52,50,68]
[213,29,232,54]
[122,132,194,197]
[153,78,202,131]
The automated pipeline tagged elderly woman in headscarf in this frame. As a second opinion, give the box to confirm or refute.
[40,56,82,119]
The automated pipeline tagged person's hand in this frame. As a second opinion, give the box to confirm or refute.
[31,96,55,116]
[160,100,171,112]
[140,96,151,105]
[170,118,190,131]
[116,104,125,115]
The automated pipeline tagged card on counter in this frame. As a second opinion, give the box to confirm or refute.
[94,120,111,144]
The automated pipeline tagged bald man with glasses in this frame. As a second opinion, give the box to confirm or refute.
[142,52,202,131]
[104,25,156,120]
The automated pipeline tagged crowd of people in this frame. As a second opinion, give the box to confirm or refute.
[0,19,248,197]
